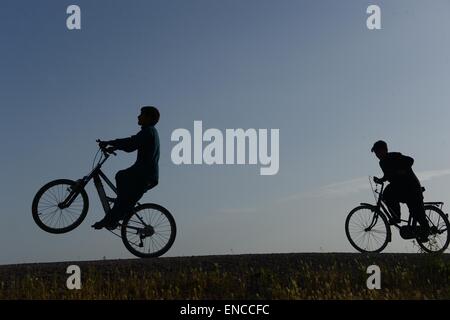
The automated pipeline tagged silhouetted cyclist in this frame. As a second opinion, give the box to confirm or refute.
[92,106,160,230]
[371,140,430,242]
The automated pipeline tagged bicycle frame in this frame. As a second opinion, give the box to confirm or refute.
[345,177,450,253]
[364,180,444,230]
[376,183,399,224]
[59,151,116,214]
[58,149,150,234]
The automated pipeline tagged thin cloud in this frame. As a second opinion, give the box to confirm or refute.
[279,168,450,202]
[217,207,258,215]
[417,169,450,182]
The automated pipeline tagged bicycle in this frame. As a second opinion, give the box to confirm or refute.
[31,140,176,258]
[345,177,450,253]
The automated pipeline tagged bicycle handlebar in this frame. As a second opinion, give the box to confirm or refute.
[96,139,117,156]
[371,176,384,186]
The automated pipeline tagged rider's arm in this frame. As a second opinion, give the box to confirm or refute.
[378,160,391,182]
[375,175,387,183]
[395,155,414,175]
[401,155,414,168]
[107,131,146,153]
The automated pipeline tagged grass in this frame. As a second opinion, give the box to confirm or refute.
[0,253,449,299]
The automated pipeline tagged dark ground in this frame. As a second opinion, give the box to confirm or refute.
[0,253,449,299]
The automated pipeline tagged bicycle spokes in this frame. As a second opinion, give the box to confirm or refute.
[366,213,379,231]
[345,206,390,253]
[123,209,173,255]
[33,180,87,232]
[419,207,450,253]
[39,186,80,226]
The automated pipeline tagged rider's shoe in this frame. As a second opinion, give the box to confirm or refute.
[92,219,107,230]
[387,210,401,225]
[105,219,120,230]
[416,227,431,243]
[92,217,120,230]
[92,215,114,230]
[429,226,438,235]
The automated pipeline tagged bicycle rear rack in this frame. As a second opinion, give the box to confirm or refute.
[424,202,444,210]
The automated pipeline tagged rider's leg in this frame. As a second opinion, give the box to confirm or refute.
[104,172,158,229]
[383,184,401,222]
[109,169,143,219]
[93,169,157,230]
[111,180,158,223]
[114,187,145,221]
[99,169,130,216]
[93,168,140,229]
[406,192,430,234]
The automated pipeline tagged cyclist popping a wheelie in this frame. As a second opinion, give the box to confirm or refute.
[92,106,161,230]
[32,106,176,258]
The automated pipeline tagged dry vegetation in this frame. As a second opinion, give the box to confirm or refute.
[0,253,449,299]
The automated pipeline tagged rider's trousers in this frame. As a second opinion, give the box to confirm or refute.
[383,183,429,229]
[108,166,158,221]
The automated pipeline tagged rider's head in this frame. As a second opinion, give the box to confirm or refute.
[371,140,388,160]
[138,106,160,126]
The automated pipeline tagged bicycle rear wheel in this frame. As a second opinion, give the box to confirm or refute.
[32,179,89,234]
[121,203,176,258]
[417,205,450,253]
[345,205,390,253]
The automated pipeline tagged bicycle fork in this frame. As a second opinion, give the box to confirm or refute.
[58,177,88,209]
[367,209,392,243]
[365,213,379,232]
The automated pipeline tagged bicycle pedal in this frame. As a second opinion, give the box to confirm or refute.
[429,226,438,235]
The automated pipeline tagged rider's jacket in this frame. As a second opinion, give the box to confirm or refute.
[379,152,421,191]
[108,125,160,183]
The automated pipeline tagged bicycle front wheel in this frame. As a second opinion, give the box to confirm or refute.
[121,203,176,258]
[417,205,450,253]
[31,179,89,234]
[345,205,390,253]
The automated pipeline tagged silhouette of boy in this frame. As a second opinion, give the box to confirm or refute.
[371,140,430,242]
[92,106,160,230]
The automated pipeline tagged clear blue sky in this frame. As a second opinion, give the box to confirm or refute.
[1,0,450,263]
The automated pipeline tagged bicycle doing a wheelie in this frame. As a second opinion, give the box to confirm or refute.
[345,177,450,253]
[32,140,176,258]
